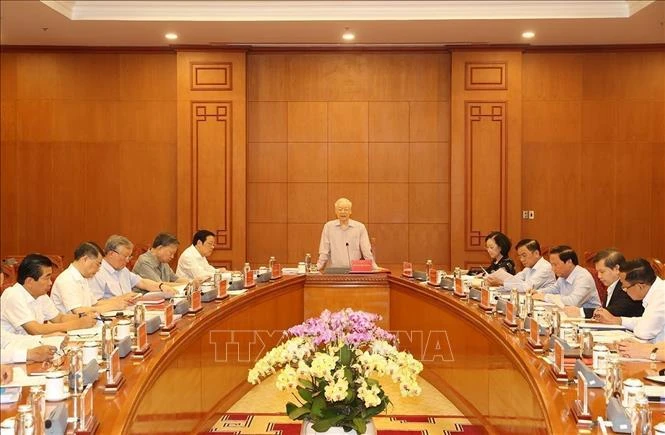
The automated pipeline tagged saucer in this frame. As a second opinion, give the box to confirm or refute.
[227,289,247,296]
[46,392,70,402]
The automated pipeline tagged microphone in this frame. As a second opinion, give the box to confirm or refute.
[346,242,351,268]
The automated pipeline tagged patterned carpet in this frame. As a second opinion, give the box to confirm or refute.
[207,413,488,435]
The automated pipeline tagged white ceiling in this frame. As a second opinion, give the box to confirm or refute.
[0,0,663,47]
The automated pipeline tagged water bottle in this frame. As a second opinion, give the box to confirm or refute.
[426,260,433,276]
[268,256,275,270]
[134,302,145,327]
[28,386,45,435]
[67,347,84,395]
[15,404,34,435]
[101,320,114,362]
[304,254,311,272]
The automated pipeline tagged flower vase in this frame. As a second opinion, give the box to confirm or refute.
[300,419,376,435]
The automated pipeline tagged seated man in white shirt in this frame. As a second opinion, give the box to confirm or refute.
[51,242,131,314]
[532,245,601,309]
[0,272,57,364]
[176,230,219,281]
[594,258,665,343]
[0,329,57,364]
[90,235,177,300]
[0,254,97,335]
[487,239,555,290]
[316,197,377,271]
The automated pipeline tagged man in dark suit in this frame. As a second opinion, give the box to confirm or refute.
[563,249,644,319]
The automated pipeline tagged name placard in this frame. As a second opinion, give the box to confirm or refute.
[453,277,465,297]
[554,340,565,375]
[217,279,228,299]
[427,268,438,286]
[164,303,174,328]
[479,288,493,311]
[190,289,202,311]
[402,262,413,278]
[77,384,93,430]
[244,270,255,288]
[503,301,517,327]
[136,322,148,350]
[106,347,120,385]
[271,263,282,280]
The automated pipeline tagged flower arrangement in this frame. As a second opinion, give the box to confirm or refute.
[247,308,423,434]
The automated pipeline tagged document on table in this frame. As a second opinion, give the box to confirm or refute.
[578,322,628,330]
[5,367,47,387]
[589,330,633,344]
[67,324,102,339]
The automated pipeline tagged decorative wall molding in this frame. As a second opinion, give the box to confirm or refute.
[191,62,233,91]
[464,101,507,251]
[191,101,233,249]
[465,62,506,90]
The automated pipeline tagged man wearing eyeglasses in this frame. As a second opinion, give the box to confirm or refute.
[593,258,665,342]
[316,197,377,271]
[90,235,177,300]
[176,230,220,281]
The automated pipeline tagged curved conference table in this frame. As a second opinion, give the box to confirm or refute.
[2,273,663,434]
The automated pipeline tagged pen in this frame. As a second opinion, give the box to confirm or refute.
[597,416,608,435]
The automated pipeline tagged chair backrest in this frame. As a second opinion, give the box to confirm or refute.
[1,254,65,295]
[584,250,607,307]
[650,258,665,279]
[127,245,149,272]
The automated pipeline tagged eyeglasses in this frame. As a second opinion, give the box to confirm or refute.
[622,282,643,291]
[112,250,133,261]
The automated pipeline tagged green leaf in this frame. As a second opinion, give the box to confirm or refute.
[352,418,367,434]
[339,345,352,365]
[297,386,313,402]
[287,404,311,421]
[343,367,354,383]
[365,378,379,387]
[311,396,326,418]
[311,415,344,432]
[299,378,314,389]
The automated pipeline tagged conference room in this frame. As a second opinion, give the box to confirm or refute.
[1,1,664,434]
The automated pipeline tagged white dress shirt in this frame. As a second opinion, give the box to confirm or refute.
[176,245,216,280]
[512,256,556,290]
[541,265,601,309]
[50,264,99,313]
[0,283,60,336]
[317,219,376,269]
[0,329,42,363]
[90,259,141,300]
[621,277,665,343]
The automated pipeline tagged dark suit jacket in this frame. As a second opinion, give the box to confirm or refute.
[583,281,645,318]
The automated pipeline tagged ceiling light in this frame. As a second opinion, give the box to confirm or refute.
[522,31,535,39]
[342,29,355,41]
[165,32,178,41]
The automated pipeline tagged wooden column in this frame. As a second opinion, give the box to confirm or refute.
[176,51,247,269]
[450,51,523,268]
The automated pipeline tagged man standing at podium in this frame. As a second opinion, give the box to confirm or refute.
[316,197,377,271]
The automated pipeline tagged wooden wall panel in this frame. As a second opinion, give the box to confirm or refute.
[521,50,664,261]
[451,51,522,269]
[176,51,246,269]
[1,52,177,263]
[247,52,451,270]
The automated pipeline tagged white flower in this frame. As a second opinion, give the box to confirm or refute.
[324,377,349,402]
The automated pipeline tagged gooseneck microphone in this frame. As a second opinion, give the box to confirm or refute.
[346,242,351,268]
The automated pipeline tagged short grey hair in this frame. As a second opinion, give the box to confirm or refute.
[334,197,352,209]
[104,235,133,254]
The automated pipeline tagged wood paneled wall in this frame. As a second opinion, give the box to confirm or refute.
[521,51,665,261]
[0,52,177,263]
[450,51,523,269]
[176,51,246,269]
[1,48,663,270]
[246,52,451,270]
